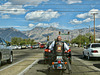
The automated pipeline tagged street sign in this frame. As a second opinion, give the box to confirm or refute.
[61,34,69,35]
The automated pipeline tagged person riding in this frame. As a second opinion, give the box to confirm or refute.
[49,36,69,56]
[49,36,70,63]
[49,36,71,72]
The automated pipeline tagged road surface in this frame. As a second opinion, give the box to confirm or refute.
[0,47,100,75]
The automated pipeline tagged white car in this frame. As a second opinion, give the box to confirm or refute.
[83,43,100,60]
[10,45,18,50]
[17,46,21,49]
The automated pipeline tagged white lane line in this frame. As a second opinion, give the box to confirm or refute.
[18,59,40,75]
[73,56,100,71]
[0,59,25,71]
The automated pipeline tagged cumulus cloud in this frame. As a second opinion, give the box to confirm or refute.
[62,0,82,4]
[96,25,100,27]
[25,9,60,22]
[0,14,10,19]
[83,18,93,22]
[70,9,100,24]
[36,22,59,28]
[0,2,26,15]
[69,19,82,24]
[9,0,49,7]
[69,18,93,25]
[76,9,100,19]
[76,13,89,19]
[28,24,35,27]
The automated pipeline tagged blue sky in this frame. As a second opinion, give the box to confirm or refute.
[0,0,100,31]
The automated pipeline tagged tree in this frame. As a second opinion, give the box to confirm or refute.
[71,33,94,47]
[11,37,36,45]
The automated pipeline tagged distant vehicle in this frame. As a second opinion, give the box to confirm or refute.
[17,46,21,49]
[21,45,26,49]
[83,43,100,60]
[40,44,45,48]
[28,44,31,48]
[31,44,39,49]
[73,43,78,47]
[10,45,18,50]
[0,38,13,66]
[44,41,53,63]
[26,45,29,49]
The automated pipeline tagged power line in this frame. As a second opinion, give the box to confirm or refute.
[1,4,100,5]
[0,10,100,13]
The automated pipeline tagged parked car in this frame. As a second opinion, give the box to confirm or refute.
[10,45,18,50]
[0,38,13,66]
[21,45,26,49]
[28,44,31,48]
[17,46,21,49]
[83,43,100,60]
[31,44,39,49]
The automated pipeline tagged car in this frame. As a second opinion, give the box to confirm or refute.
[10,45,18,50]
[17,46,21,49]
[65,48,72,64]
[31,44,39,49]
[28,44,31,48]
[40,44,45,48]
[83,43,100,60]
[0,38,13,66]
[44,41,53,63]
[21,45,26,49]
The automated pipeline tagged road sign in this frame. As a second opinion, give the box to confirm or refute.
[61,34,69,35]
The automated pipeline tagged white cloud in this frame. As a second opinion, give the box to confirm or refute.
[0,26,21,27]
[9,0,49,7]
[29,24,35,27]
[36,23,49,27]
[1,14,10,19]
[96,25,100,27]
[70,9,100,24]
[36,22,59,27]
[76,9,100,19]
[76,13,89,19]
[25,9,60,22]
[69,19,82,24]
[62,0,82,4]
[83,18,93,22]
[0,2,26,15]
[69,18,93,25]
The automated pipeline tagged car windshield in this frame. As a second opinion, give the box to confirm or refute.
[91,44,100,48]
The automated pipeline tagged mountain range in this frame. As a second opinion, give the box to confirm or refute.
[0,27,28,41]
[1,27,100,42]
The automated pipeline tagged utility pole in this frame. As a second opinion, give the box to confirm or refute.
[89,25,90,34]
[91,13,98,43]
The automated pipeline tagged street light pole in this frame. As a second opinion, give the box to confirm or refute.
[91,13,98,43]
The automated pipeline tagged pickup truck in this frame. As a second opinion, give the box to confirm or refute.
[0,38,13,66]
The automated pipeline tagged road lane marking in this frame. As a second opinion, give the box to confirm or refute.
[73,56,100,71]
[0,59,25,72]
[18,59,40,75]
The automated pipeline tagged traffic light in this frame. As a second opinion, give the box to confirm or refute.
[68,32,70,35]
[59,31,61,35]
[47,36,49,41]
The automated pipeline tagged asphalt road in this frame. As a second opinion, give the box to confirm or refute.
[0,48,43,75]
[0,47,100,75]
[24,47,100,75]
